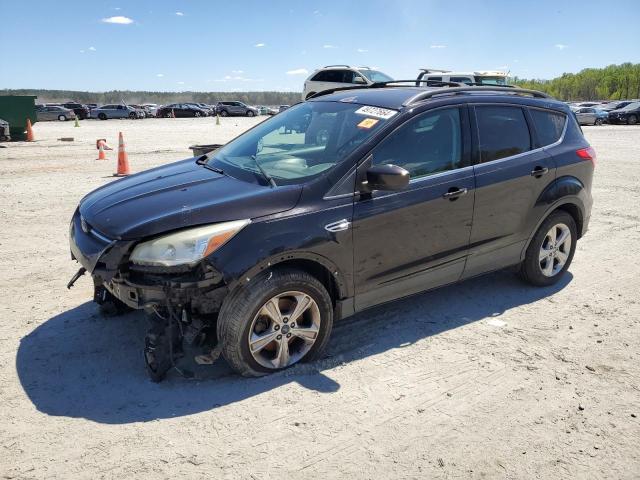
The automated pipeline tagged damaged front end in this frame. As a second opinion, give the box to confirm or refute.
[68,209,231,381]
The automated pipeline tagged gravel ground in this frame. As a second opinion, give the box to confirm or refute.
[1,118,639,479]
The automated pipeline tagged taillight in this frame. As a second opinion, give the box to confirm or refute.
[576,146,596,166]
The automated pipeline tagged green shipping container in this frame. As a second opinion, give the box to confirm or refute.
[0,95,37,141]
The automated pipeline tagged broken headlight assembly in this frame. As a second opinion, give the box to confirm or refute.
[129,219,250,267]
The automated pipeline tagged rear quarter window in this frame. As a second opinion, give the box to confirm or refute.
[475,105,531,163]
[529,109,567,147]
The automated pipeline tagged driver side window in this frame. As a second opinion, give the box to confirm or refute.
[371,107,463,179]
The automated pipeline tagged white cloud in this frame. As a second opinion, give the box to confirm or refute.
[175,11,184,16]
[554,43,568,50]
[79,50,85,53]
[357,48,368,53]
[286,68,309,75]
[177,81,185,85]
[102,16,134,24]
[323,44,337,49]
[88,46,96,51]
[313,10,320,14]
[114,7,121,10]
[430,44,447,49]
[255,43,265,47]
[156,73,164,77]
[231,70,244,74]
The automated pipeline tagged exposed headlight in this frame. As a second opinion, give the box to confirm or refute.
[130,219,250,267]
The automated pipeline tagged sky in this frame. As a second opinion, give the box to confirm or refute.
[1,0,639,92]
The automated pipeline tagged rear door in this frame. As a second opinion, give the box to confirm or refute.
[463,103,557,278]
[353,105,475,310]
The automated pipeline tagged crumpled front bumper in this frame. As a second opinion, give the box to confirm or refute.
[69,209,226,311]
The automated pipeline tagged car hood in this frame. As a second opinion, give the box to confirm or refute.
[79,158,302,240]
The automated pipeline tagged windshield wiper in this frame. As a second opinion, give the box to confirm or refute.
[196,154,225,174]
[250,155,277,188]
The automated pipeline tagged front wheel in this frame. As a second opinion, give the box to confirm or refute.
[129,112,137,119]
[595,118,603,126]
[520,211,577,286]
[220,110,228,117]
[98,113,107,120]
[217,269,333,376]
[628,115,638,125]
[246,110,254,117]
[58,115,67,121]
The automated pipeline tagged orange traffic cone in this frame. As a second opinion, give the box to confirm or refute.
[114,132,131,176]
[97,140,107,160]
[26,118,35,142]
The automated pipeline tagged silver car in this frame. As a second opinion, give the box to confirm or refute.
[572,107,606,126]
[36,105,76,122]
[91,104,142,120]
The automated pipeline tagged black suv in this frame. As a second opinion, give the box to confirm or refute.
[68,85,594,381]
[607,101,640,125]
[62,102,90,120]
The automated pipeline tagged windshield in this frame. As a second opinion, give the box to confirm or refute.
[621,102,640,111]
[208,101,394,186]
[476,76,508,85]
[359,69,394,83]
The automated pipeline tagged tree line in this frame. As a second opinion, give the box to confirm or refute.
[0,89,302,106]
[513,63,640,101]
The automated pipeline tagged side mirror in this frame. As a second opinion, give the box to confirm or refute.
[365,164,410,191]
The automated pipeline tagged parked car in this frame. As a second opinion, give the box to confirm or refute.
[278,105,290,113]
[572,106,607,125]
[600,100,634,111]
[215,101,259,117]
[302,65,394,100]
[189,103,215,116]
[607,101,640,125]
[156,104,208,118]
[62,102,90,120]
[415,68,508,87]
[258,106,278,115]
[91,104,142,120]
[68,84,594,381]
[142,104,159,117]
[36,105,76,121]
[0,118,10,141]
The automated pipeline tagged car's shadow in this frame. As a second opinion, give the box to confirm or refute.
[17,271,572,424]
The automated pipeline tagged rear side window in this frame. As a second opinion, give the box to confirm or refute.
[529,109,566,147]
[476,106,531,163]
[312,70,345,83]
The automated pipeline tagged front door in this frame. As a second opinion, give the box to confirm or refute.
[353,106,475,310]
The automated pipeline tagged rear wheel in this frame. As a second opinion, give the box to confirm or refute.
[246,110,254,117]
[520,211,577,286]
[628,115,638,125]
[595,118,603,126]
[58,115,67,121]
[220,110,229,117]
[129,112,137,119]
[217,269,333,376]
[98,113,107,120]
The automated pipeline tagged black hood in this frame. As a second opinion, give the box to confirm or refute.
[79,158,302,239]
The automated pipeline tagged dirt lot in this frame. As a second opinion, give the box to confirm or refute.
[1,117,639,479]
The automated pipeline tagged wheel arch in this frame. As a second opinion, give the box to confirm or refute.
[226,251,349,306]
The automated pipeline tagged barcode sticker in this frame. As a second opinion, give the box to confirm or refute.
[354,105,398,120]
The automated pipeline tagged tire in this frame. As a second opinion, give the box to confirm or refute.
[628,115,638,125]
[98,113,107,120]
[195,111,201,117]
[595,118,603,126]
[129,112,137,119]
[58,115,67,121]
[220,110,229,117]
[520,211,577,287]
[246,110,254,117]
[217,268,334,377]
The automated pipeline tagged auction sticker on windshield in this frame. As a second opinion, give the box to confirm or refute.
[354,105,397,120]
[357,118,379,129]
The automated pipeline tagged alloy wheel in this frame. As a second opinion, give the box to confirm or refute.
[539,223,572,277]
[248,291,321,369]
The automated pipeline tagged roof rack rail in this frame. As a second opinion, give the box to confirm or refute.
[371,79,463,88]
[323,64,350,68]
[419,68,450,73]
[404,86,551,105]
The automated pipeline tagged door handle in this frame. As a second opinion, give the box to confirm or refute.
[442,187,468,200]
[530,166,549,177]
